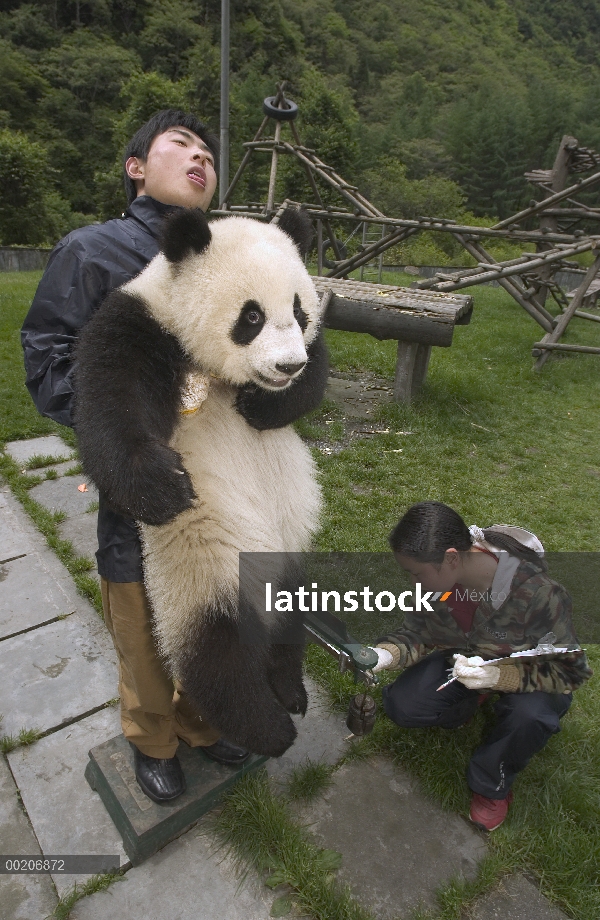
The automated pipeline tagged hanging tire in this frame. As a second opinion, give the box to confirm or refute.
[322,239,348,269]
[263,96,299,121]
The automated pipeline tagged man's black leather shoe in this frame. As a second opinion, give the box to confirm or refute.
[131,744,186,803]
[201,738,251,766]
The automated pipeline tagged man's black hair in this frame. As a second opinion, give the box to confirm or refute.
[123,109,219,204]
[389,500,546,571]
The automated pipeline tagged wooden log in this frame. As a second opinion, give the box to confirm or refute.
[328,227,417,278]
[281,142,383,218]
[298,207,597,245]
[289,122,344,265]
[571,309,600,323]
[493,169,600,230]
[315,278,473,347]
[265,121,281,214]
[532,342,600,355]
[317,219,323,277]
[535,137,577,314]
[534,254,600,369]
[221,116,269,208]
[425,241,593,290]
[543,208,600,220]
[451,234,554,332]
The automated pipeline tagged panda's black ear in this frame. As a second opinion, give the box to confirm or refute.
[275,208,314,258]
[161,208,212,264]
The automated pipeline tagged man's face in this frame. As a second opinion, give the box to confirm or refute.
[395,551,459,593]
[126,127,217,210]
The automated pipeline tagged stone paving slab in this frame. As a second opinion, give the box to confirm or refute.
[266,676,349,786]
[298,756,487,919]
[4,436,73,466]
[0,553,78,639]
[58,512,99,568]
[8,707,127,896]
[28,476,99,517]
[70,819,277,920]
[22,460,80,478]
[0,616,117,736]
[0,756,59,920]
[0,489,35,563]
[0,487,114,658]
[470,873,569,920]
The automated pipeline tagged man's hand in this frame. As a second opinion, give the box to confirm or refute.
[452,654,501,690]
[369,647,394,673]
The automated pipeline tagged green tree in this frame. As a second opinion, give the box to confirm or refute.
[95,71,191,220]
[138,0,203,81]
[0,40,50,130]
[442,84,532,218]
[0,129,84,245]
[362,157,465,220]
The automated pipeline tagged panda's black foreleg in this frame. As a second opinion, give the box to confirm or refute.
[266,642,308,716]
[173,609,298,758]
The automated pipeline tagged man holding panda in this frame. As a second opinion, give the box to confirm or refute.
[21,110,322,803]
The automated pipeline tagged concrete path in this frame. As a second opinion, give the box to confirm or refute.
[0,436,569,920]
[297,757,486,918]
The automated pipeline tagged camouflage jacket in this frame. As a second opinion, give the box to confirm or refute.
[377,558,592,694]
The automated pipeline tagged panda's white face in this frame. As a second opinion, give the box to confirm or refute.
[127,216,322,391]
[227,290,309,389]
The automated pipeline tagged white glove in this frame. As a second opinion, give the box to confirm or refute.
[452,654,500,690]
[370,647,394,673]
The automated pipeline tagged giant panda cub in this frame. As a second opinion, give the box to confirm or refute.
[75,208,329,757]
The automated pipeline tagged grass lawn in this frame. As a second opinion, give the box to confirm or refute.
[1,269,599,919]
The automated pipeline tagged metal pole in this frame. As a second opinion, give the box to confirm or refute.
[219,0,230,207]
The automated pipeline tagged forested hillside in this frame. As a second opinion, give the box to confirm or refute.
[2,0,600,245]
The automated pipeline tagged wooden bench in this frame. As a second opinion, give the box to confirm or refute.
[313,278,474,403]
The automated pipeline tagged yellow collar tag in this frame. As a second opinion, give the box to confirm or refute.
[180,371,211,414]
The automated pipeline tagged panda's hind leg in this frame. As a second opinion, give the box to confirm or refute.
[172,608,298,758]
[266,642,307,716]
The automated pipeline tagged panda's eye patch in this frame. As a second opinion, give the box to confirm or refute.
[293,294,308,332]
[231,300,266,346]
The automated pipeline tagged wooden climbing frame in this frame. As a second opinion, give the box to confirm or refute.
[212,86,600,367]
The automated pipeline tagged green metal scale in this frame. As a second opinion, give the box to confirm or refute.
[85,736,267,866]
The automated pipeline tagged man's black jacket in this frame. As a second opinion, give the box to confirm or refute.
[21,196,176,582]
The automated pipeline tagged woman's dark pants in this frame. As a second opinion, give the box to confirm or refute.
[382,650,571,799]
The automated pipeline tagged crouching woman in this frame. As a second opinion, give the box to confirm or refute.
[371,501,592,831]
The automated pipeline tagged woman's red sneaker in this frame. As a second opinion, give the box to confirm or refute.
[469,791,513,831]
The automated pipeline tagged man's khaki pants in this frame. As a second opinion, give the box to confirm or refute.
[101,579,221,758]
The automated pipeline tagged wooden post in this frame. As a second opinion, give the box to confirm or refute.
[492,166,600,230]
[289,121,344,265]
[533,254,600,369]
[359,222,367,281]
[265,121,282,214]
[393,342,431,404]
[534,136,578,315]
[317,220,323,276]
[452,234,554,332]
[220,116,269,209]
[219,0,230,207]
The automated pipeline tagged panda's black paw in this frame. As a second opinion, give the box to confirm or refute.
[111,443,196,525]
[274,680,308,716]
[251,711,298,758]
[136,470,196,526]
[234,384,273,431]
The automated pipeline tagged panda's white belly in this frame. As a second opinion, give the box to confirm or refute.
[139,382,321,640]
